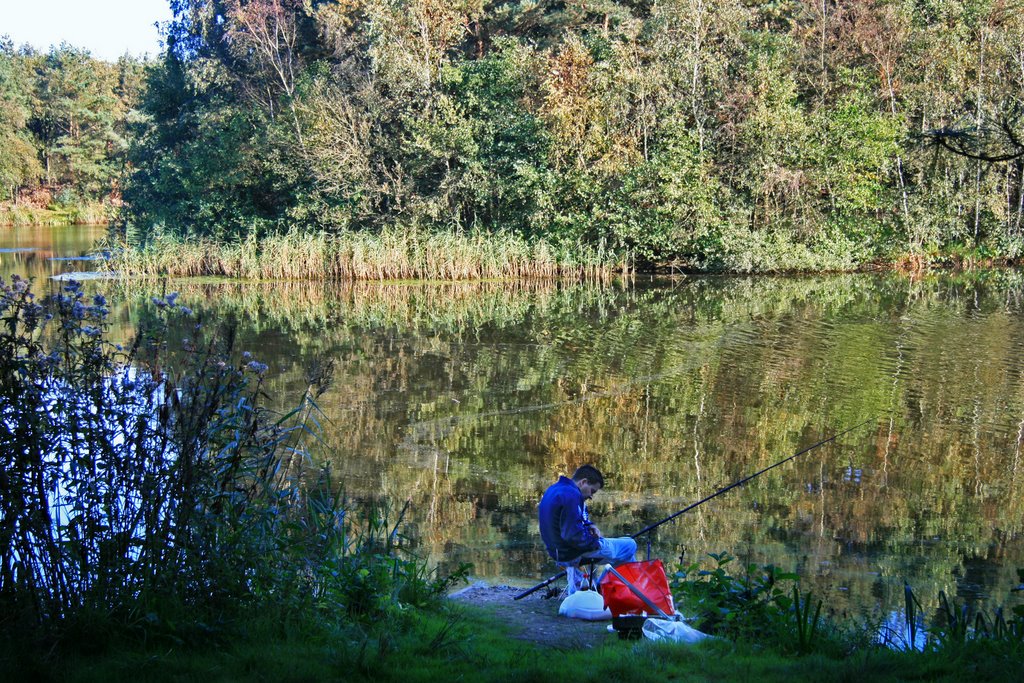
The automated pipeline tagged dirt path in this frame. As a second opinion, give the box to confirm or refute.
[447,582,620,650]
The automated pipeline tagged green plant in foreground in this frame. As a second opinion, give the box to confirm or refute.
[672,551,869,657]
[890,579,926,651]
[892,575,1024,652]
[326,498,472,618]
[792,584,823,655]
[670,551,798,639]
[931,583,1024,648]
[0,275,467,655]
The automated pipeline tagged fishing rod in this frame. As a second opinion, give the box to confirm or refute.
[513,417,875,601]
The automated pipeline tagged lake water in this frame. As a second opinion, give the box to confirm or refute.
[4,224,1024,629]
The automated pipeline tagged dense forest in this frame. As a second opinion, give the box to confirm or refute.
[0,40,145,220]
[4,0,1024,270]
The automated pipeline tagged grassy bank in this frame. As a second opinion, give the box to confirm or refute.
[107,230,629,281]
[0,202,110,227]
[6,597,1021,683]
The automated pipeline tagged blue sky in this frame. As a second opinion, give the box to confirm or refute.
[3,0,173,61]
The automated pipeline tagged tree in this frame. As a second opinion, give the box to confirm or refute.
[223,0,313,145]
[0,38,41,200]
[27,45,128,199]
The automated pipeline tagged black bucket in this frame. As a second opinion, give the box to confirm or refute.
[611,615,647,640]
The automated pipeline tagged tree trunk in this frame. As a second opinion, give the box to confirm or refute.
[973,27,987,242]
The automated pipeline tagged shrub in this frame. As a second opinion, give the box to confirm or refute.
[671,551,797,639]
[671,550,851,656]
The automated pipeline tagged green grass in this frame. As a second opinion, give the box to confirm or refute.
[9,602,1020,682]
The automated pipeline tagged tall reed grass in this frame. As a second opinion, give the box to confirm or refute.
[107,228,631,281]
[886,581,1024,651]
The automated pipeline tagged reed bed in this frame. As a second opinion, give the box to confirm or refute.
[108,229,631,281]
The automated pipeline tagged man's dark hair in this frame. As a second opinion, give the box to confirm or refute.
[571,464,604,488]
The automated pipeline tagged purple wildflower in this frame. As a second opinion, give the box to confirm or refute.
[246,361,269,375]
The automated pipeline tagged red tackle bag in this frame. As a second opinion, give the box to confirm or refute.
[599,559,675,617]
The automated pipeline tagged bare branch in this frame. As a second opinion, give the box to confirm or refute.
[921,108,1024,162]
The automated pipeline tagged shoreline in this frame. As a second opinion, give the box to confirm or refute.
[103,232,1024,282]
[0,204,111,228]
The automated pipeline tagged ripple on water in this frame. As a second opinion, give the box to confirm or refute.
[50,271,117,281]
[47,255,107,262]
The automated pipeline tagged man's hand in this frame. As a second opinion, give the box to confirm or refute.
[591,525,603,538]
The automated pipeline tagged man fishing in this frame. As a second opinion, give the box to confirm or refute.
[538,465,636,594]
[517,420,874,600]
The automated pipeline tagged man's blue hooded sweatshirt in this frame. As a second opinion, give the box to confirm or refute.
[539,476,600,563]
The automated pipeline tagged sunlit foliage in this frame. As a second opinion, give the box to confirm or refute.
[0,40,145,214]
[5,1,1024,269]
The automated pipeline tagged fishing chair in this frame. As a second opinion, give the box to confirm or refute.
[565,558,600,593]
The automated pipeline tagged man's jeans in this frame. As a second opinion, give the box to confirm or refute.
[561,536,637,594]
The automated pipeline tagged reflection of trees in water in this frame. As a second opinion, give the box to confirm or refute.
[129,272,1024,615]
[0,225,109,281]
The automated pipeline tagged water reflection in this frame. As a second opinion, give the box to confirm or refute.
[143,273,1024,623]
[4,233,1024,623]
[0,224,108,280]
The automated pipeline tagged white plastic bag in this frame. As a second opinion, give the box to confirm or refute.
[642,618,711,643]
[558,589,612,621]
